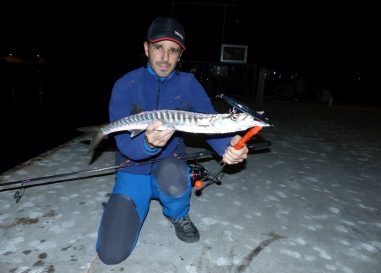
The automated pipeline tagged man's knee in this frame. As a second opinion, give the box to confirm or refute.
[97,194,141,265]
[97,248,130,265]
[153,158,188,196]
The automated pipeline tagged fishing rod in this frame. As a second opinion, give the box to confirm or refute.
[216,94,270,124]
[0,139,271,202]
[194,94,272,194]
[0,151,214,202]
[193,139,272,195]
[194,126,263,194]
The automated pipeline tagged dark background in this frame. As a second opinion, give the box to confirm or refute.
[0,1,371,173]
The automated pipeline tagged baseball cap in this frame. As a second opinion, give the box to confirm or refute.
[147,17,186,50]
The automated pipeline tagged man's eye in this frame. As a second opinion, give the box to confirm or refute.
[170,48,180,55]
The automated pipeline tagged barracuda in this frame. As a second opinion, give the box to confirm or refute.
[78,109,271,152]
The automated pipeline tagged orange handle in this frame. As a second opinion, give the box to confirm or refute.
[233,126,262,150]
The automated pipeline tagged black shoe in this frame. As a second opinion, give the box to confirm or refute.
[170,214,200,243]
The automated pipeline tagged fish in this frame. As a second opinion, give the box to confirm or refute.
[78,109,271,153]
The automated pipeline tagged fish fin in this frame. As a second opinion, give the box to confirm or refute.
[130,130,144,138]
[77,125,107,154]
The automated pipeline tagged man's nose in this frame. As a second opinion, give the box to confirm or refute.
[162,50,170,61]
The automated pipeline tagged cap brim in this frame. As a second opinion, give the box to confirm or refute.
[149,37,186,50]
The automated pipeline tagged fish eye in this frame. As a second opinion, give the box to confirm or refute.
[230,113,239,121]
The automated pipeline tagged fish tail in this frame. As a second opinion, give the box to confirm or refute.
[77,125,106,153]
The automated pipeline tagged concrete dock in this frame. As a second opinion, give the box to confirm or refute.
[1,101,380,273]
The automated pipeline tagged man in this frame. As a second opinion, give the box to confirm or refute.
[96,17,249,265]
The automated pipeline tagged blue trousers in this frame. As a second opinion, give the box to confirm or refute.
[96,158,191,265]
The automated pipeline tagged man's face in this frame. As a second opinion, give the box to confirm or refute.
[144,40,183,77]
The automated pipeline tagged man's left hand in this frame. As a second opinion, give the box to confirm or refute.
[222,135,249,165]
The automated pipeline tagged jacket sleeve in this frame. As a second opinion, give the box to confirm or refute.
[109,79,161,161]
[186,75,233,156]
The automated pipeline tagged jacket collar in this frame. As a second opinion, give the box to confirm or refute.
[146,63,176,82]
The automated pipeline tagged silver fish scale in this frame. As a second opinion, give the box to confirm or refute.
[134,110,212,125]
[103,110,211,133]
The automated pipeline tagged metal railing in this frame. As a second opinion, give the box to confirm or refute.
[182,61,259,98]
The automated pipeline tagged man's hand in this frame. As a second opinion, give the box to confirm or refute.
[145,121,175,148]
[222,135,249,165]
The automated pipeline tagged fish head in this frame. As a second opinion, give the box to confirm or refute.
[228,113,270,130]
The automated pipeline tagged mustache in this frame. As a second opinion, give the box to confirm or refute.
[156,61,172,67]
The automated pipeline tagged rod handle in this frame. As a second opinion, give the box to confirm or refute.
[233,126,262,150]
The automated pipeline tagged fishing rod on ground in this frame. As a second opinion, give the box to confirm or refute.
[0,140,271,202]
[0,150,214,202]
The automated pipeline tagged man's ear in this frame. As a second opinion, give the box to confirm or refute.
[144,41,149,57]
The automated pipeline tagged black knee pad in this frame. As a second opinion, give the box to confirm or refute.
[97,194,141,265]
[152,158,188,196]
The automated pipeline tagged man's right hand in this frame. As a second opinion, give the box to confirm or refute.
[145,121,175,148]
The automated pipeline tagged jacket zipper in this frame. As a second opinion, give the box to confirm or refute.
[150,79,161,174]
[155,79,161,109]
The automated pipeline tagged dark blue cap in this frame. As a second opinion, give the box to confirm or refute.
[147,17,186,50]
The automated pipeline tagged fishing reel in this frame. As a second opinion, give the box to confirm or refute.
[188,161,222,190]
[188,136,272,196]
[189,162,210,188]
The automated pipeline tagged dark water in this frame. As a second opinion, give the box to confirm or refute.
[0,63,112,173]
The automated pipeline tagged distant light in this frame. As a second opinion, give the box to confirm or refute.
[9,53,13,56]
[37,54,40,58]
[273,71,277,75]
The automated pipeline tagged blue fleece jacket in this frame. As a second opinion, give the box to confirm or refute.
[109,66,232,174]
